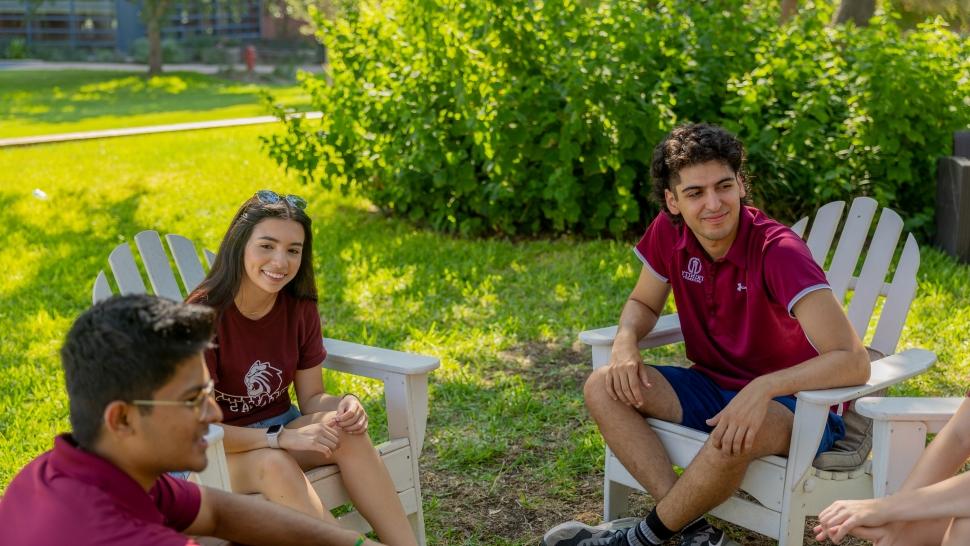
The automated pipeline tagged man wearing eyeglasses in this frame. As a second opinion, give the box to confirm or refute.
[0,294,381,546]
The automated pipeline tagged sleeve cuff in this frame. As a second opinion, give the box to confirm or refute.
[787,284,831,317]
[633,247,668,283]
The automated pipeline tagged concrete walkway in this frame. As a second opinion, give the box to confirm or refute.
[0,60,323,75]
[0,112,323,148]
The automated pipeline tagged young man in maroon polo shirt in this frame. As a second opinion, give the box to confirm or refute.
[0,295,383,546]
[543,124,870,546]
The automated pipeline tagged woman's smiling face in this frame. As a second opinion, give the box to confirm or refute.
[239,218,305,297]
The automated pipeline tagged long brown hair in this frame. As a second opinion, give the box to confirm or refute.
[187,195,317,310]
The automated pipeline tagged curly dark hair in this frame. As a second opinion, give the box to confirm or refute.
[650,123,751,223]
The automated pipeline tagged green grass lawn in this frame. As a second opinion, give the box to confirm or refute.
[1,123,969,545]
[0,70,312,138]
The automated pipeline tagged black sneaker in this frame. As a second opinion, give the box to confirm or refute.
[541,521,631,546]
[676,523,738,546]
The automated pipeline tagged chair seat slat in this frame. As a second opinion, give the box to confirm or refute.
[135,231,183,301]
[108,243,146,295]
[847,209,903,338]
[827,197,878,303]
[805,201,846,267]
[166,234,208,295]
[870,234,920,355]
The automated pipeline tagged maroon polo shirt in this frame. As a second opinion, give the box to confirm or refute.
[635,206,830,391]
[0,434,202,546]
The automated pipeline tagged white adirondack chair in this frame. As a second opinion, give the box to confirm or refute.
[92,231,439,545]
[856,396,965,497]
[579,197,937,546]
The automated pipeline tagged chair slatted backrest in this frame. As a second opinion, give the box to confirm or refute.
[93,230,214,305]
[793,197,919,357]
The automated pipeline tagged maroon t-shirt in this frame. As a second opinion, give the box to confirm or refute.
[202,291,327,426]
[0,435,202,546]
[635,206,831,391]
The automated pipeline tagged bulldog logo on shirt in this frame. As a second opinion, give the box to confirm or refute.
[245,360,283,398]
[216,360,286,414]
[682,256,704,283]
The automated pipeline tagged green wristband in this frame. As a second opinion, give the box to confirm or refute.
[353,535,366,546]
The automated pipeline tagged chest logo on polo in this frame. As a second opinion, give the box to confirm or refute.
[682,256,704,283]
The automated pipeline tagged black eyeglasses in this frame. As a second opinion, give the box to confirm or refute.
[256,190,308,210]
[131,379,216,423]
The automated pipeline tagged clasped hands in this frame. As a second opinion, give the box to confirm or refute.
[277,395,369,457]
[605,348,770,456]
[813,498,902,545]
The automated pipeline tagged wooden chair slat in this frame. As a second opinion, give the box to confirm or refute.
[826,197,878,303]
[166,234,208,295]
[135,231,183,301]
[92,271,112,304]
[790,217,808,239]
[870,234,920,356]
[847,208,904,339]
[108,243,146,295]
[805,201,846,267]
[204,249,216,269]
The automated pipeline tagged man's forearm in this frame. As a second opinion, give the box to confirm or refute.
[614,297,661,346]
[206,487,383,546]
[747,345,869,400]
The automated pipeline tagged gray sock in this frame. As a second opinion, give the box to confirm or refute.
[626,521,664,546]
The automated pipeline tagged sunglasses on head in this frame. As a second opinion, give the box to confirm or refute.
[255,190,308,210]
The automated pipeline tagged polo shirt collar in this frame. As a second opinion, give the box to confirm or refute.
[672,206,753,266]
[49,434,165,524]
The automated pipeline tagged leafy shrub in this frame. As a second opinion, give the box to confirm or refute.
[3,39,28,59]
[264,0,970,238]
[723,10,970,234]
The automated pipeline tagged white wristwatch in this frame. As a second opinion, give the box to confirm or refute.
[266,424,283,449]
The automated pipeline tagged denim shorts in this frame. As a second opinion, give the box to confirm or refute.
[655,365,845,456]
[169,405,304,480]
[243,404,303,429]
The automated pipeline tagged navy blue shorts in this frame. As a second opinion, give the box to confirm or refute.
[655,366,845,456]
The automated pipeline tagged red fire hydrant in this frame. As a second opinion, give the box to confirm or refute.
[243,45,257,75]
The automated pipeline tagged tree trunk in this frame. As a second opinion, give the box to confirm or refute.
[143,0,170,76]
[780,0,798,23]
[831,0,876,26]
[147,19,162,75]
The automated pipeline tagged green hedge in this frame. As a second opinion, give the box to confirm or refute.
[263,0,970,238]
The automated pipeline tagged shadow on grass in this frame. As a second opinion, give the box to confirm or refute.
[0,189,146,484]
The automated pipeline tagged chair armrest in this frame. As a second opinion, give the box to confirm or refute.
[855,396,964,423]
[578,314,683,349]
[323,338,439,457]
[794,348,937,407]
[197,424,231,491]
[323,338,440,379]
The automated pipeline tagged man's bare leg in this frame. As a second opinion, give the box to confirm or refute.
[587,365,796,528]
[654,401,793,529]
[584,365,684,502]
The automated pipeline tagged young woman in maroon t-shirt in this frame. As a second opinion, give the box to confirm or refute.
[187,191,417,546]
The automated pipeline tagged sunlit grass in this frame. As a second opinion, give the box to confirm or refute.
[0,70,312,138]
[0,124,968,544]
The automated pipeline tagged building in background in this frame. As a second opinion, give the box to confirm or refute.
[0,0,305,55]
